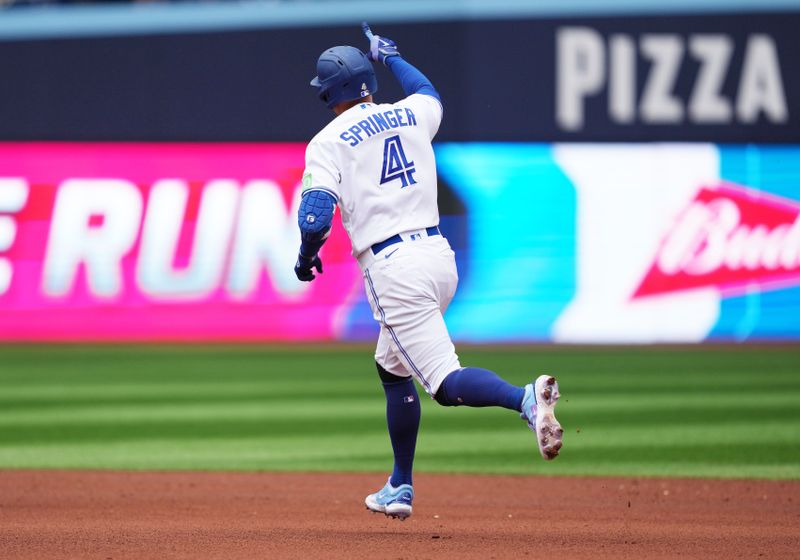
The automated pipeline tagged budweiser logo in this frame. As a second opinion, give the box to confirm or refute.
[634,183,800,299]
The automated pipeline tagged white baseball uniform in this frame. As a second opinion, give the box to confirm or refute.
[302,93,461,395]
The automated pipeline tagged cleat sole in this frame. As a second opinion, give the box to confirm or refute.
[534,375,563,461]
[385,502,412,519]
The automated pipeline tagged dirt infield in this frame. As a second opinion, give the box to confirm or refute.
[0,471,797,559]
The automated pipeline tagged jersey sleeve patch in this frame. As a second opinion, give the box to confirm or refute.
[303,140,342,200]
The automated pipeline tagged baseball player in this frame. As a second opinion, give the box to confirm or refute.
[295,23,562,520]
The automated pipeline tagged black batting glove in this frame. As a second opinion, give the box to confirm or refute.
[294,253,323,282]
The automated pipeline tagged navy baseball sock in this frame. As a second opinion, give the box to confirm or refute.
[377,365,420,488]
[435,367,525,412]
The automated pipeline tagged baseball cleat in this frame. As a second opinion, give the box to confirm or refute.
[365,479,413,520]
[520,375,563,460]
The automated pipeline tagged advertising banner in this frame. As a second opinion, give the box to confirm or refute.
[0,143,361,340]
[1,142,798,342]
[1,12,798,143]
[548,144,800,342]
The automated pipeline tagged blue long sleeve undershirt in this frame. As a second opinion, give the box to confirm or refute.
[385,56,441,103]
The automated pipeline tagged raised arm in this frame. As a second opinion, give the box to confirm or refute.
[362,22,441,102]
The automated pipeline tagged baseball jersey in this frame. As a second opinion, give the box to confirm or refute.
[301,93,443,256]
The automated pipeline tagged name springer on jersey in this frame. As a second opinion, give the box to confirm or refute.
[339,106,418,147]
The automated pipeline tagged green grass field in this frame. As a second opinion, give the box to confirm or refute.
[0,345,798,479]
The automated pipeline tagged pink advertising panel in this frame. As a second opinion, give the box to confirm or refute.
[0,143,362,341]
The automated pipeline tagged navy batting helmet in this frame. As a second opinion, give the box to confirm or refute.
[310,46,378,109]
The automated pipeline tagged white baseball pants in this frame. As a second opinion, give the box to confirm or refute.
[358,232,461,396]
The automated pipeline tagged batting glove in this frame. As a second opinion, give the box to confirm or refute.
[362,22,400,65]
[294,253,323,282]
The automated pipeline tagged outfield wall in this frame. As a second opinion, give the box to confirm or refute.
[1,142,798,342]
[0,4,798,341]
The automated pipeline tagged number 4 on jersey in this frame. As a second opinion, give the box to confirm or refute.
[380,135,417,188]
